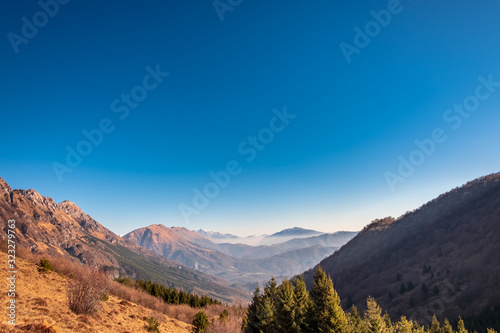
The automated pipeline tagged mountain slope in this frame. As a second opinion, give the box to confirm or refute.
[0,252,192,333]
[302,172,500,324]
[0,177,249,303]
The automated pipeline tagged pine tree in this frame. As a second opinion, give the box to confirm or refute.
[259,278,278,332]
[364,297,386,333]
[395,316,413,333]
[293,275,312,332]
[257,294,276,332]
[276,279,299,333]
[457,316,468,333]
[382,312,392,330]
[246,286,263,332]
[400,283,407,294]
[413,322,425,333]
[192,311,210,333]
[441,318,453,333]
[429,315,440,333]
[264,277,279,304]
[347,305,364,333]
[309,266,348,333]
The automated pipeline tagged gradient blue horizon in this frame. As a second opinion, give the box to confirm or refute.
[1,0,500,236]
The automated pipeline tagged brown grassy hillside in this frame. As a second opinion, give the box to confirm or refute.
[0,251,192,333]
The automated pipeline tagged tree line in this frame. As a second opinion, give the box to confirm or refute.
[244,266,497,333]
[115,277,221,308]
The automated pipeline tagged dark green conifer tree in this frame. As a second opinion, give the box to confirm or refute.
[245,286,263,333]
[293,275,313,332]
[257,294,276,332]
[276,279,299,333]
[309,266,348,333]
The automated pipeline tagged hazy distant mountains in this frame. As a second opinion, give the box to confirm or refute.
[0,177,248,303]
[124,225,356,290]
[197,229,239,240]
[301,172,500,324]
[258,227,324,245]
[197,227,329,246]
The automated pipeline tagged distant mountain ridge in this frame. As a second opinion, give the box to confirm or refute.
[197,229,239,239]
[0,177,249,303]
[301,172,500,325]
[257,227,324,246]
[269,227,321,237]
[216,231,357,259]
[125,224,356,290]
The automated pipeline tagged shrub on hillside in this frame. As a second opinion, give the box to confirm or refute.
[192,311,210,333]
[219,309,228,322]
[67,269,110,315]
[37,257,54,273]
[114,276,134,286]
[144,316,160,332]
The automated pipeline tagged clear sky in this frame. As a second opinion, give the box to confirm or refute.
[1,0,500,236]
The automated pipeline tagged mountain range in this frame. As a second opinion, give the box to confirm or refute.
[124,224,356,290]
[2,171,500,328]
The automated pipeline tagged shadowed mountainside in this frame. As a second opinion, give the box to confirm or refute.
[301,172,500,325]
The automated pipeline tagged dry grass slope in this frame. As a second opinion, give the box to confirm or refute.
[0,252,192,333]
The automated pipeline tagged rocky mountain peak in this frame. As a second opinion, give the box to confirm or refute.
[16,188,58,211]
[58,200,84,216]
[0,177,12,195]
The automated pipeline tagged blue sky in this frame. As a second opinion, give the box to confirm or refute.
[1,0,500,236]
